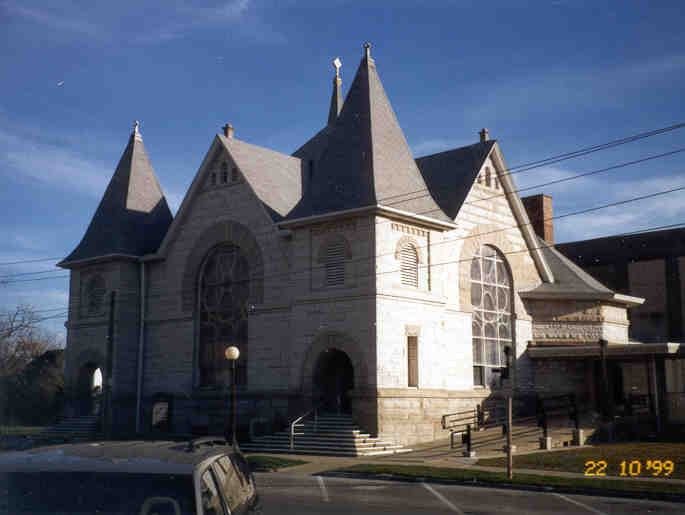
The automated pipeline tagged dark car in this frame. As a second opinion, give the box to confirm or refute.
[0,437,259,514]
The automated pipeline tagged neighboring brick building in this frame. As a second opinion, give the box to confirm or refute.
[59,45,677,445]
[555,226,685,424]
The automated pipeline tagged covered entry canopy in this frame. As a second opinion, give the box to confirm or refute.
[527,341,683,359]
[527,340,685,427]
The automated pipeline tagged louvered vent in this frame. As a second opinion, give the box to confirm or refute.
[400,244,419,287]
[326,239,346,286]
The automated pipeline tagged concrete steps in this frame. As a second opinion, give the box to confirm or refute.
[39,415,102,440]
[241,414,412,457]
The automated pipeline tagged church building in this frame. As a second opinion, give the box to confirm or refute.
[60,45,661,447]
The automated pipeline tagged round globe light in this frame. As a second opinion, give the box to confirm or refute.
[225,346,240,361]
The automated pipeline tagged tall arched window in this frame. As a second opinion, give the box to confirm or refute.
[471,245,512,388]
[199,244,249,387]
[400,242,419,287]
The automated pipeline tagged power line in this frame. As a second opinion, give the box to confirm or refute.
[0,268,63,280]
[506,121,685,173]
[1,122,683,275]
[0,256,64,267]
[2,139,683,282]
[0,275,69,285]
[3,181,683,291]
[396,147,685,211]
[3,183,684,288]
[32,219,685,312]
[379,121,685,205]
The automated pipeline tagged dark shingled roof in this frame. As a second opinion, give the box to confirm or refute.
[220,135,302,221]
[59,130,173,266]
[415,141,496,219]
[286,51,451,223]
[522,235,615,298]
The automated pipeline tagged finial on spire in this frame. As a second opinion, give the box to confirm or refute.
[133,120,142,141]
[479,128,489,143]
[364,42,371,60]
[333,57,342,79]
[222,123,235,139]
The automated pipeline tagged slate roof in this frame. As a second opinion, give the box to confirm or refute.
[286,50,452,223]
[219,134,302,221]
[415,141,496,219]
[521,235,615,298]
[59,130,173,267]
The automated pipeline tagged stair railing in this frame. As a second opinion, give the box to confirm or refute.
[289,404,321,451]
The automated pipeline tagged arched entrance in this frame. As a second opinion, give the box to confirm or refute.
[313,349,354,414]
[76,363,102,416]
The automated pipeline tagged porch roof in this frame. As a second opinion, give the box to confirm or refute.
[527,341,683,360]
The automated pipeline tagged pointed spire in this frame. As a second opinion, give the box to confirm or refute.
[328,57,343,126]
[307,44,450,222]
[59,124,173,266]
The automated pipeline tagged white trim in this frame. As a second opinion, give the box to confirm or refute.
[278,204,457,231]
[489,143,554,283]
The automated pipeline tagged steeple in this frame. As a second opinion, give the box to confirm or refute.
[307,44,450,222]
[328,57,343,126]
[59,122,173,266]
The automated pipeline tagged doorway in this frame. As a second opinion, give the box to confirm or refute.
[313,349,354,414]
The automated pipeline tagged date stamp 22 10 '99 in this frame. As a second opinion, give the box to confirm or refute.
[584,460,675,477]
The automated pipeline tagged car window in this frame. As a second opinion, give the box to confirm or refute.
[200,470,226,515]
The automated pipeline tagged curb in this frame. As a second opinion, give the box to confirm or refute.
[317,471,685,504]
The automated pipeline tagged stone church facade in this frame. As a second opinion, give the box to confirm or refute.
[59,45,650,446]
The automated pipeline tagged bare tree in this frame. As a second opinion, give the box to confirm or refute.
[0,305,59,378]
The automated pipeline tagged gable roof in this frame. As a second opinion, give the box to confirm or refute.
[415,141,496,219]
[520,236,643,305]
[219,135,302,221]
[286,47,451,224]
[59,128,173,267]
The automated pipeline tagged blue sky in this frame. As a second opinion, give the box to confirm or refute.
[1,0,684,341]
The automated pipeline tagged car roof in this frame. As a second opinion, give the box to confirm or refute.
[0,439,237,474]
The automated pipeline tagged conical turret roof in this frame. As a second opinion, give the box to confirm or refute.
[60,124,173,266]
[293,44,450,223]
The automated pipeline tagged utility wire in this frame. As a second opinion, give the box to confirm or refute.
[1,141,683,281]
[38,219,685,314]
[1,121,683,272]
[378,121,685,204]
[1,184,683,287]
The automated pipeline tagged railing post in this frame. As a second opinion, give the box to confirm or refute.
[477,404,483,429]
[464,423,472,456]
[289,422,294,450]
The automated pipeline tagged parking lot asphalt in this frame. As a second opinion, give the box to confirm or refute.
[254,473,684,515]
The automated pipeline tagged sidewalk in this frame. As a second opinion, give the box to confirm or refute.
[247,443,685,486]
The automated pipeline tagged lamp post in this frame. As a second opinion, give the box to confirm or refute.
[225,346,240,445]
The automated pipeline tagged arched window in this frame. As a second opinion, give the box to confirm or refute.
[199,244,250,387]
[221,162,229,184]
[400,242,419,287]
[485,167,492,188]
[231,166,239,182]
[470,245,512,388]
[210,172,217,186]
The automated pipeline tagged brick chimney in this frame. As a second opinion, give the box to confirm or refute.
[521,194,554,245]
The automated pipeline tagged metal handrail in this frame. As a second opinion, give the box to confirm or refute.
[289,405,320,450]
